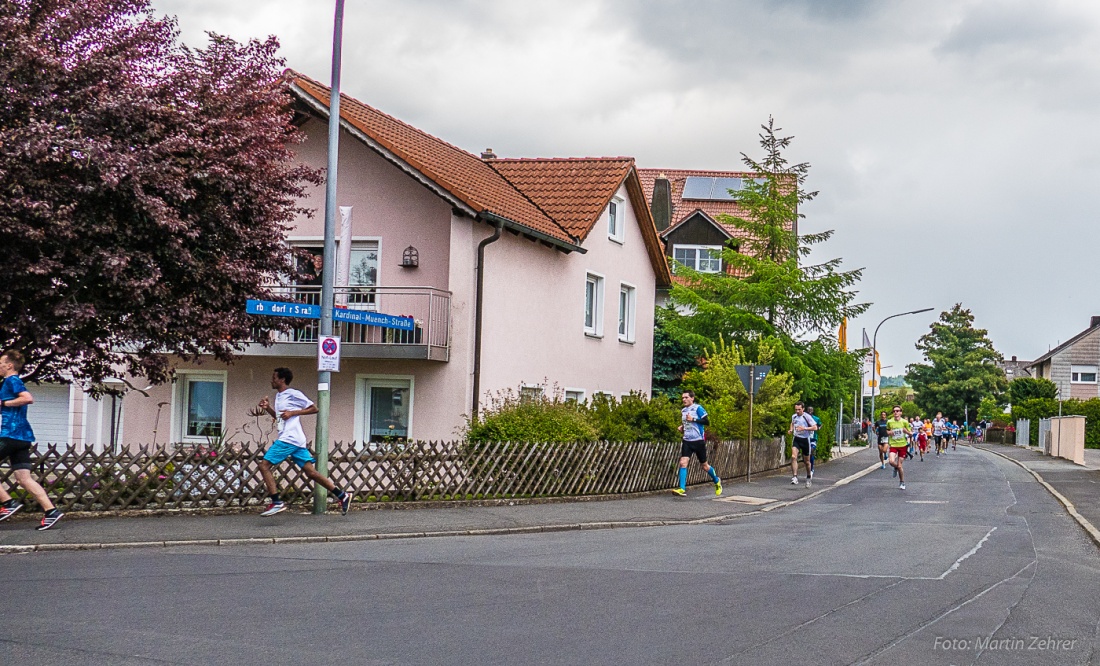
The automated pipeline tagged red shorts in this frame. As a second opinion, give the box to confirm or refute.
[890,446,908,458]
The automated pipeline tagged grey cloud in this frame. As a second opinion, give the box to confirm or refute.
[937,1,1090,55]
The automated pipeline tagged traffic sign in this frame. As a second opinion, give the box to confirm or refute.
[736,364,771,395]
[318,336,341,372]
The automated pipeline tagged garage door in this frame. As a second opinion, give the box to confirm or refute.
[29,383,71,450]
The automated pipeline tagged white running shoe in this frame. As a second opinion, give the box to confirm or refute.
[899,483,906,490]
[791,476,799,485]
[806,478,812,488]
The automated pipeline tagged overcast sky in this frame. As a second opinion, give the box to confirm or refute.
[153,0,1100,374]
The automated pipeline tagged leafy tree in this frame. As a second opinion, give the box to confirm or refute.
[651,310,699,398]
[680,338,797,439]
[0,0,319,387]
[906,304,1008,419]
[662,117,866,406]
[1007,377,1058,405]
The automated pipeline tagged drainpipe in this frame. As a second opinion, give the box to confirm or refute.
[472,217,504,418]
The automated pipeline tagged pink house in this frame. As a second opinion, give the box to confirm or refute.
[76,72,671,448]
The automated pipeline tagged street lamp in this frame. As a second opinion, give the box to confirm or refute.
[869,308,934,425]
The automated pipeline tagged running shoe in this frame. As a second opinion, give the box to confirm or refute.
[899,484,906,490]
[714,481,723,497]
[338,491,353,516]
[35,511,63,531]
[260,500,287,516]
[670,487,686,496]
[806,477,812,488]
[880,462,886,469]
[791,476,799,485]
[0,502,23,522]
[892,465,898,478]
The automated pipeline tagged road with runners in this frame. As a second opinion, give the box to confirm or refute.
[1,445,1098,665]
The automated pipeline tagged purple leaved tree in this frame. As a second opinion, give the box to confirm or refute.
[0,0,321,390]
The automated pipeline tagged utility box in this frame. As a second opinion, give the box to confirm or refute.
[1048,416,1086,465]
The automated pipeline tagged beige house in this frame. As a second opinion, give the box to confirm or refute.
[1027,316,1100,399]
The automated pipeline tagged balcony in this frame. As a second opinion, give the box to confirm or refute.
[246,285,451,361]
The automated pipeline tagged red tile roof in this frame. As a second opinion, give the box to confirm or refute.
[287,71,670,285]
[291,72,573,246]
[637,168,793,238]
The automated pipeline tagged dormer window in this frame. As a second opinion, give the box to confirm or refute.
[608,197,624,243]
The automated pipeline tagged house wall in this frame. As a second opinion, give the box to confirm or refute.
[291,118,452,292]
[477,183,657,402]
[1051,327,1100,400]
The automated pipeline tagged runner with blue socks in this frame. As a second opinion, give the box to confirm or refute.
[671,391,722,497]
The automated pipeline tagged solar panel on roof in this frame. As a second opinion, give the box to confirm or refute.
[682,176,743,201]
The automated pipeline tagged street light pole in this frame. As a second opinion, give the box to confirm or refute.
[314,0,345,515]
[869,308,934,426]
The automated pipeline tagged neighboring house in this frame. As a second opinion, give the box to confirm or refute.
[71,71,671,448]
[1026,317,1100,399]
[637,169,788,304]
[997,355,1033,382]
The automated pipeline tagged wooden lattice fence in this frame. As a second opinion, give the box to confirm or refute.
[0,438,786,512]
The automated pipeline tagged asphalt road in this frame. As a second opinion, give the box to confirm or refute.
[1,446,1098,665]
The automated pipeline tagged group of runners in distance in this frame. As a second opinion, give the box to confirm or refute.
[670,391,979,497]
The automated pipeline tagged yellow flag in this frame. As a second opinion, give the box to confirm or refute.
[839,317,848,352]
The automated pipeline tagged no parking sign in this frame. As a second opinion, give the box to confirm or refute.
[318,336,341,372]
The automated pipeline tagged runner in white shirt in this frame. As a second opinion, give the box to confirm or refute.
[932,412,947,455]
[257,367,352,516]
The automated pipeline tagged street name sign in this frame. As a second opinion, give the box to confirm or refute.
[246,299,320,319]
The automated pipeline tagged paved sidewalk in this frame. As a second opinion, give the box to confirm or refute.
[0,445,878,552]
[973,441,1100,545]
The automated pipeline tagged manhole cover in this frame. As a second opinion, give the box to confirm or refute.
[715,495,777,505]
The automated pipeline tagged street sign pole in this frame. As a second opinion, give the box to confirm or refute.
[314,0,345,515]
[747,363,754,483]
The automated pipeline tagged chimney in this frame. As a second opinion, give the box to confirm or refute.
[481,148,497,160]
[651,176,672,232]
[1011,356,1017,362]
[1092,316,1100,328]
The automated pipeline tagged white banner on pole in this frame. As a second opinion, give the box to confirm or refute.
[861,328,880,397]
[335,206,353,307]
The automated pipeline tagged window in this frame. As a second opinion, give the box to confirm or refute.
[520,385,545,402]
[359,377,413,446]
[175,372,226,443]
[584,273,605,336]
[607,197,624,243]
[564,389,586,404]
[618,283,636,343]
[672,245,722,273]
[292,241,379,307]
[1071,365,1098,383]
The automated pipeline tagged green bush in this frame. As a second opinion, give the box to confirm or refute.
[588,392,680,442]
[465,388,598,443]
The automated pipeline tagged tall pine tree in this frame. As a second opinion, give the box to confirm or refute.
[662,118,867,406]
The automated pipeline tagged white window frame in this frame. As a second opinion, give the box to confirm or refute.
[584,272,605,337]
[607,197,625,244]
[1070,365,1098,383]
[618,282,637,343]
[592,390,615,403]
[672,244,722,273]
[520,384,545,402]
[171,370,228,445]
[354,374,415,449]
[564,388,586,404]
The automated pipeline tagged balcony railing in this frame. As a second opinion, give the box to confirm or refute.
[247,285,450,361]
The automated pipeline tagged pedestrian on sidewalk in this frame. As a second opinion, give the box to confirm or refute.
[671,390,722,497]
[256,367,352,516]
[887,406,911,490]
[0,350,63,530]
[788,401,818,487]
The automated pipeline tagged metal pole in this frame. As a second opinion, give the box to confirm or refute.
[314,0,345,515]
[747,363,754,483]
[869,307,934,431]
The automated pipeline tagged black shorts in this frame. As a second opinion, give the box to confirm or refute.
[680,439,708,463]
[0,438,34,471]
[793,437,811,458]
[934,435,943,445]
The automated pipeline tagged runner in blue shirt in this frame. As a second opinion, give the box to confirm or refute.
[0,350,63,530]
[671,390,722,497]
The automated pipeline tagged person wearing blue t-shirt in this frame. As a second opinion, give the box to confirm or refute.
[0,350,63,530]
[671,390,722,497]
